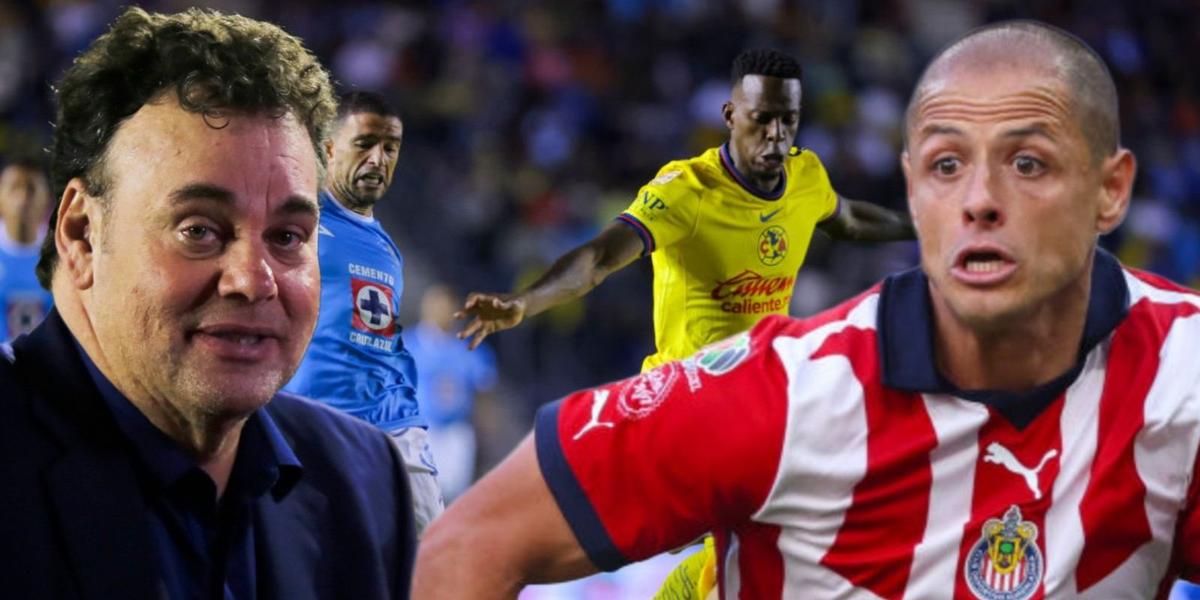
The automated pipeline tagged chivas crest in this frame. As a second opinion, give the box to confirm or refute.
[964,505,1043,600]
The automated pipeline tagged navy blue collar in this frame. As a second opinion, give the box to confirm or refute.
[718,143,786,200]
[878,249,1130,429]
[77,344,303,500]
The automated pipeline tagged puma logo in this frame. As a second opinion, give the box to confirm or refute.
[573,389,615,441]
[984,442,1058,500]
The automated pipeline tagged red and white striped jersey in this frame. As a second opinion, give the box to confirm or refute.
[534,251,1200,599]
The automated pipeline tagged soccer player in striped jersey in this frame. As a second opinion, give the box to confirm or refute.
[455,49,914,371]
[416,21,1200,599]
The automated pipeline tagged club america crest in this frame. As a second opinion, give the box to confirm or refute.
[964,505,1043,600]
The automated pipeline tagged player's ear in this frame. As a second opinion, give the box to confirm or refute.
[55,177,97,290]
[722,101,735,130]
[323,138,335,163]
[1096,148,1136,235]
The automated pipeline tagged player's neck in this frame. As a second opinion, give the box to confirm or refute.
[327,185,375,219]
[4,219,38,246]
[726,144,782,194]
[929,277,1091,393]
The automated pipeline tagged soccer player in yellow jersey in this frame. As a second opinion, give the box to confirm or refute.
[457,48,915,599]
[458,49,914,365]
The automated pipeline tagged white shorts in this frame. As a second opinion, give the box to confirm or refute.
[388,427,445,535]
[426,422,476,501]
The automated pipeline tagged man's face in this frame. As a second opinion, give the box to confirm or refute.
[420,284,457,332]
[0,164,51,238]
[903,62,1131,329]
[724,74,801,180]
[326,111,403,211]
[85,97,320,420]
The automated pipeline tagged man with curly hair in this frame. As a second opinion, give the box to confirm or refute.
[0,7,415,599]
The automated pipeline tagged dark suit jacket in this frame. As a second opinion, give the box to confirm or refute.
[0,311,416,599]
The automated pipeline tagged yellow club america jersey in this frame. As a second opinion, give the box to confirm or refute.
[617,143,838,371]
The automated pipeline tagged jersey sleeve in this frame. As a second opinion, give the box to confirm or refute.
[616,165,701,255]
[804,151,841,222]
[1171,446,1200,582]
[533,316,793,571]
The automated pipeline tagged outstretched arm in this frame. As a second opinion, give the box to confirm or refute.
[413,435,596,599]
[818,196,915,242]
[457,221,645,349]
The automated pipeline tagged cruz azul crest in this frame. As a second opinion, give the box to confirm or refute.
[964,505,1043,600]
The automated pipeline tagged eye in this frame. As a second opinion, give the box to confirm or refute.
[181,224,216,242]
[1013,155,1045,177]
[270,228,308,250]
[932,156,961,176]
[177,221,224,254]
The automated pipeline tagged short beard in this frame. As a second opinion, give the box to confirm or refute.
[342,190,376,212]
[331,179,378,213]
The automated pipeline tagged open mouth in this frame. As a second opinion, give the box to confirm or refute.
[357,173,385,186]
[191,324,282,360]
[962,251,1008,273]
[952,247,1017,285]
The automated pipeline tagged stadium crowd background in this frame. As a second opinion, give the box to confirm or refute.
[2,0,1198,595]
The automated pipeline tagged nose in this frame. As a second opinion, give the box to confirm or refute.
[218,238,278,303]
[764,118,783,142]
[366,144,387,168]
[961,164,1004,228]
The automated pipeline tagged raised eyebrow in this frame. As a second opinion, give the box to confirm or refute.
[277,195,320,219]
[1001,124,1056,142]
[917,123,964,140]
[167,184,318,219]
[168,183,235,206]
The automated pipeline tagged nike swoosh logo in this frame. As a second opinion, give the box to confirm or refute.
[759,208,783,222]
[318,224,335,237]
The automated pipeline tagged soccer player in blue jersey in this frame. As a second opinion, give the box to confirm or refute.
[284,91,443,531]
[0,156,53,341]
[405,283,498,501]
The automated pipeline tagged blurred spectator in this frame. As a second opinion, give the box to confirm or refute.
[405,283,498,501]
[0,156,53,341]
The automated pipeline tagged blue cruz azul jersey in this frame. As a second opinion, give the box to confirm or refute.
[0,229,52,342]
[284,191,424,430]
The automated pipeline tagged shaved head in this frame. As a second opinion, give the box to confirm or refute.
[906,21,1119,162]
